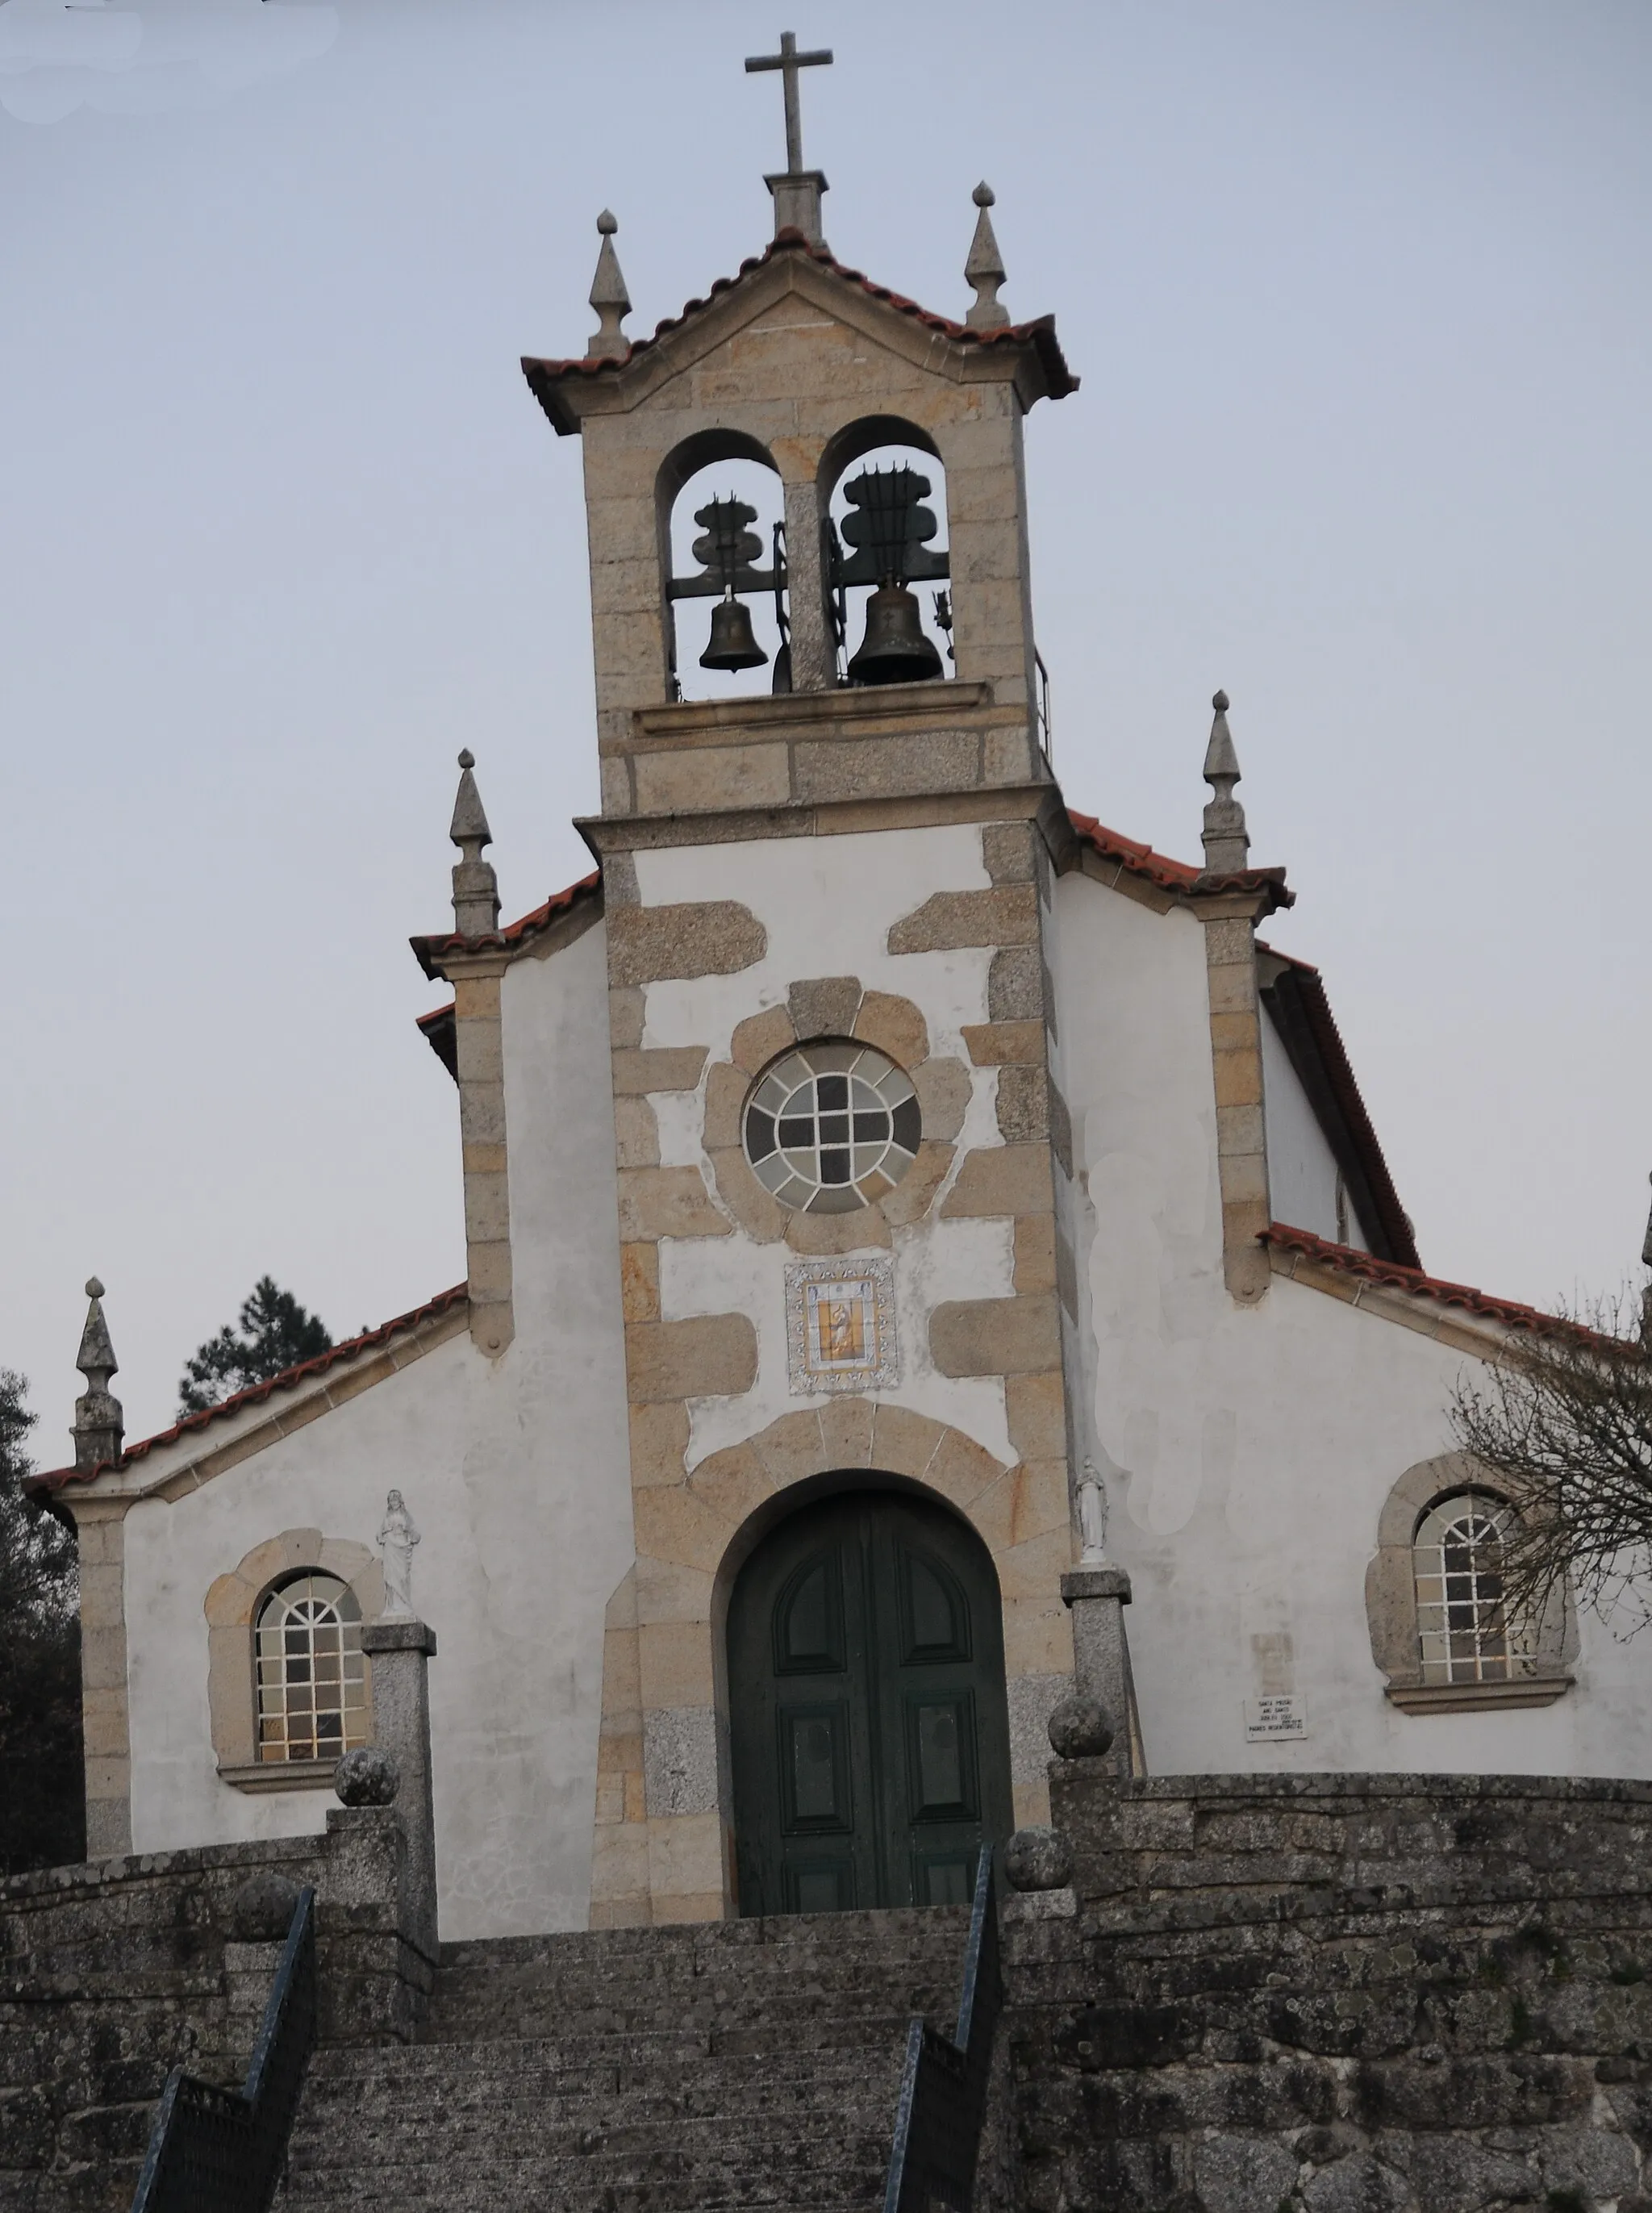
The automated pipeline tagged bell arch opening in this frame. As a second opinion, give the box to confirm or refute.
[724,1480,1012,1916]
[818,419,953,690]
[657,432,786,702]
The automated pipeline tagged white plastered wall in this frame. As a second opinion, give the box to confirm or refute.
[1053,867,1652,1782]
[1259,1005,1369,1250]
[120,921,634,1940]
[634,824,1019,1470]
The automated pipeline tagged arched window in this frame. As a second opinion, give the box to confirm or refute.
[255,1572,368,1765]
[1412,1491,1516,1685]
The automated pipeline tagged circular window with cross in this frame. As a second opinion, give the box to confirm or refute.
[742,1042,921,1213]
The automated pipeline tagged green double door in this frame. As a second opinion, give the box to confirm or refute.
[728,1490,1013,1917]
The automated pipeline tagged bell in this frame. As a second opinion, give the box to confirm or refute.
[847,584,944,687]
[699,595,768,672]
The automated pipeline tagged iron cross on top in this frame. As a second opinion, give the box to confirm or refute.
[745,31,832,177]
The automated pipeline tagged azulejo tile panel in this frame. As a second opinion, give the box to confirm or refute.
[784,1256,899,1396]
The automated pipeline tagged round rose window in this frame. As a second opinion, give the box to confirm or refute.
[743,1042,922,1213]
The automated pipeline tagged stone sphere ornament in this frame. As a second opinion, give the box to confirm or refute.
[1003,1826,1075,1893]
[333,1745,400,1806]
[230,1870,301,1941]
[1047,1693,1115,1760]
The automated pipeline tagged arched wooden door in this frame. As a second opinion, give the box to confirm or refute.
[728,1489,1014,1916]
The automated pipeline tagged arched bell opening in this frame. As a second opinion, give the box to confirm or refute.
[657,431,787,702]
[818,418,953,691]
[720,1476,1013,1917]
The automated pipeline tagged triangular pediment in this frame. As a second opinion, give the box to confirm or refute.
[524,234,1074,434]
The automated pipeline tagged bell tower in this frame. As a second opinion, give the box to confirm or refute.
[521,39,1085,1928]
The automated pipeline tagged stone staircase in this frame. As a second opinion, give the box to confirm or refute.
[274,1905,970,2212]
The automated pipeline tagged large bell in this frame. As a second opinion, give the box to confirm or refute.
[846,584,944,687]
[699,594,768,672]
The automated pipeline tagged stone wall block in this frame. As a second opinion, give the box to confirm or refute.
[730,1003,796,1074]
[787,975,863,1041]
[632,1485,735,1576]
[1211,1050,1264,1110]
[613,1095,661,1169]
[793,731,979,807]
[931,1294,1061,1377]
[702,1060,749,1150]
[853,990,930,1068]
[628,1400,690,1487]
[962,1019,1045,1066]
[624,1314,758,1402]
[995,1063,1050,1144]
[982,820,1037,884]
[616,1166,731,1242]
[620,1242,661,1324]
[878,1142,953,1226]
[921,1426,1010,1513]
[1012,1214,1058,1295]
[607,902,766,987]
[941,1144,1053,1220]
[754,1409,827,1491]
[686,1439,775,1533]
[886,884,1038,955]
[609,986,645,1051]
[632,743,791,817]
[817,1396,875,1470]
[784,1209,893,1254]
[610,1046,708,1095]
[707,1144,788,1242]
[1005,1370,1069,1464]
[869,1401,945,1480]
[982,724,1037,785]
[988,946,1045,1022]
[913,1055,973,1142]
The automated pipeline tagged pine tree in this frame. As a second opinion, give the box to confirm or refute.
[178,1277,334,1416]
[0,1369,85,1874]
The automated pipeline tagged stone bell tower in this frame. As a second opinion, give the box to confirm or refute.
[521,41,1087,1928]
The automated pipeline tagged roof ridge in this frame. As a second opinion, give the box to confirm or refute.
[1263,1223,1599,1339]
[34,1281,469,1490]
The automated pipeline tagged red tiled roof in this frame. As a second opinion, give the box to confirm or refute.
[411,870,601,979]
[32,1282,469,1493]
[521,230,1076,432]
[1067,810,1294,911]
[1264,1224,1558,1333]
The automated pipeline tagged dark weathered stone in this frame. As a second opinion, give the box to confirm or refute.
[1047,1692,1113,1759]
[1004,1827,1074,1893]
[232,1869,302,1939]
[333,1747,399,1807]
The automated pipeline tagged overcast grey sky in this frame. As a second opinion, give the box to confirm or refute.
[2,0,1648,1451]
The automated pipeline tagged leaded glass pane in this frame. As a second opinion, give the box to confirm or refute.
[743,1042,920,1214]
[253,1572,369,1764]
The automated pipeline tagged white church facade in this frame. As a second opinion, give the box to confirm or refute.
[37,114,1652,1945]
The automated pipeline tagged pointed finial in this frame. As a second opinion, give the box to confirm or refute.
[449,749,499,937]
[73,1277,123,1473]
[1200,689,1250,873]
[965,182,1009,330]
[587,210,632,362]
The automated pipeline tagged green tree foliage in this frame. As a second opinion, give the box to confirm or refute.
[178,1277,333,1416]
[0,1369,85,1875]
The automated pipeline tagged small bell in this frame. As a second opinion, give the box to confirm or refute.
[847,583,944,687]
[700,594,768,672]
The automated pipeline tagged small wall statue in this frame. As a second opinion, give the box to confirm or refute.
[1078,1458,1109,1566]
[378,1488,421,1619]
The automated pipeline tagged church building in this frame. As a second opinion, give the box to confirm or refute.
[37,51,1652,1946]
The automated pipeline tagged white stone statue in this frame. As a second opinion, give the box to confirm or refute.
[378,1489,420,1619]
[1078,1458,1109,1566]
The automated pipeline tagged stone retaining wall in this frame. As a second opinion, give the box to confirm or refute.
[0,1808,419,2213]
[1002,1770,1652,2213]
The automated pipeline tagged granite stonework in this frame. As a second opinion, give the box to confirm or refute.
[996,1766,1652,2213]
[0,1808,427,2213]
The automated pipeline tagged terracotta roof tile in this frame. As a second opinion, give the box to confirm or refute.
[32,1282,469,1493]
[521,230,1076,429]
[411,870,600,979]
[1264,1224,1567,1334]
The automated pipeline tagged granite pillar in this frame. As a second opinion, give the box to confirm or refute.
[359,1618,438,1960]
[1061,1566,1141,1778]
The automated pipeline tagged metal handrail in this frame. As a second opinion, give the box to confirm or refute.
[131,1885,317,2213]
[883,1846,1003,2213]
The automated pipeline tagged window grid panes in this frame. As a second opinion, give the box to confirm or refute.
[256,1573,368,1764]
[1414,1492,1517,1684]
[743,1042,920,1215]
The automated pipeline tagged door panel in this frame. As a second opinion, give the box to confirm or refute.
[729,1489,1013,1915]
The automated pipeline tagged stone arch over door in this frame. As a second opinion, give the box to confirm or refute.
[589,1402,1073,1929]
